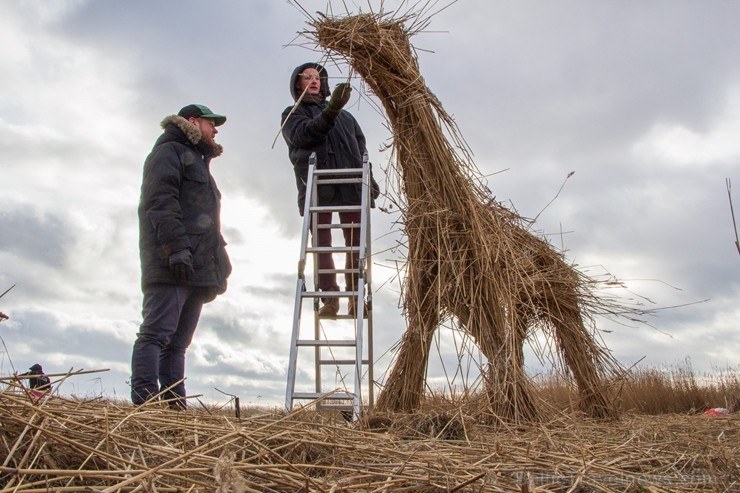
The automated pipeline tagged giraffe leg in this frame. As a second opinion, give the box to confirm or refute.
[376,267,439,413]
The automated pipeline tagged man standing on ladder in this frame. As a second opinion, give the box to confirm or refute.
[281,62,379,318]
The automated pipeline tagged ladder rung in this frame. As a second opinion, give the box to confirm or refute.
[302,290,358,298]
[320,359,370,365]
[313,168,363,176]
[306,313,369,320]
[314,178,363,185]
[306,246,359,254]
[296,339,357,347]
[317,223,363,230]
[309,205,362,213]
[292,392,354,400]
[329,313,370,320]
[317,268,360,275]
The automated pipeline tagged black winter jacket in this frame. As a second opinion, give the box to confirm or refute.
[281,62,378,215]
[138,115,231,300]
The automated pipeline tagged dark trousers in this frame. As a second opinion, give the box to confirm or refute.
[130,284,205,408]
[314,211,362,295]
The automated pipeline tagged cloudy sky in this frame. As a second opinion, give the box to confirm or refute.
[1,0,739,408]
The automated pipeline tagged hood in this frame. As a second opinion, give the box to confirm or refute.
[159,115,224,157]
[290,62,331,102]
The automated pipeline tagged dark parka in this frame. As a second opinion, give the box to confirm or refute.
[281,62,378,215]
[138,115,231,300]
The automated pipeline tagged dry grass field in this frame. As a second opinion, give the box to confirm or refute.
[1,365,738,492]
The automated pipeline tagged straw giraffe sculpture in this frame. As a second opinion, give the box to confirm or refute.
[313,12,619,421]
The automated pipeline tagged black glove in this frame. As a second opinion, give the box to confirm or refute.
[324,82,352,120]
[169,249,194,282]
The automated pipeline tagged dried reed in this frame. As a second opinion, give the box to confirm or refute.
[1,386,737,492]
[305,10,630,422]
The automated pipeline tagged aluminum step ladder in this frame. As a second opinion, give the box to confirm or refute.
[285,152,375,420]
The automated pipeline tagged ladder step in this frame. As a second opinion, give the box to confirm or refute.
[309,205,362,213]
[303,290,358,298]
[317,223,363,230]
[292,392,354,400]
[314,177,363,185]
[325,313,369,320]
[320,359,370,365]
[317,268,360,275]
[296,339,357,347]
[306,246,359,254]
[313,168,363,176]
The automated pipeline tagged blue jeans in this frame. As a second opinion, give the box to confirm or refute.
[130,284,206,408]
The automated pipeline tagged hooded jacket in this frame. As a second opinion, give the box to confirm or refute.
[281,62,377,215]
[138,115,231,299]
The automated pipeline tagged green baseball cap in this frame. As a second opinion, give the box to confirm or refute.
[178,104,226,126]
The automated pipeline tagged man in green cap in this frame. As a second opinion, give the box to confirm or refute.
[131,104,232,409]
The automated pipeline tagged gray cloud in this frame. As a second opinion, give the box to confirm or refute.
[0,207,75,268]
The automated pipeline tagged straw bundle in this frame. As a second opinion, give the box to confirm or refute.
[2,388,737,492]
[310,11,623,422]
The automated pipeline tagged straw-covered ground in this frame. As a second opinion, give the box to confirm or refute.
[1,387,738,492]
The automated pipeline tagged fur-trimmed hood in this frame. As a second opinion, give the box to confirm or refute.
[159,114,224,157]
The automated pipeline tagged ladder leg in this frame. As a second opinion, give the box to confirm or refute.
[352,277,366,420]
[285,278,305,412]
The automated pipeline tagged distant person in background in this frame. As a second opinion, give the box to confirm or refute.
[131,104,232,409]
[24,363,51,397]
[281,62,379,318]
